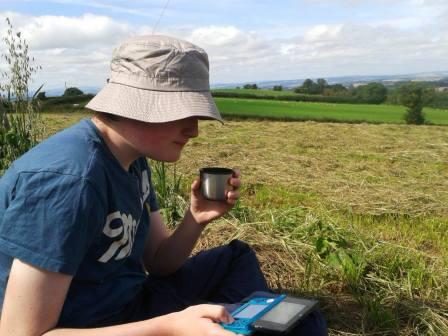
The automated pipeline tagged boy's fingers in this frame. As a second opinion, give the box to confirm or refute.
[191,178,201,191]
[227,190,240,202]
[229,177,241,189]
[193,304,234,323]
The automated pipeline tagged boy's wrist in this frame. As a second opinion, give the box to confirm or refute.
[151,312,180,336]
[185,208,209,228]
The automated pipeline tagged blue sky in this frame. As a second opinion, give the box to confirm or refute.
[0,0,447,90]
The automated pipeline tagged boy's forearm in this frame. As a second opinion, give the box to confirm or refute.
[43,315,171,336]
[150,209,204,275]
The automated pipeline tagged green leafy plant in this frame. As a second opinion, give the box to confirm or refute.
[313,220,367,292]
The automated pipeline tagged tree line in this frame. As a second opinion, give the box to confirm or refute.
[239,78,443,125]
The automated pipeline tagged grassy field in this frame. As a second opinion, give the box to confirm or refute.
[212,88,300,97]
[42,111,448,336]
[215,98,448,125]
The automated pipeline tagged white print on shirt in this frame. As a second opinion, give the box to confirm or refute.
[140,170,150,206]
[98,211,139,263]
[98,170,150,263]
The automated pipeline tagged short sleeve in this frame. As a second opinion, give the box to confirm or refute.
[147,179,159,212]
[0,171,103,275]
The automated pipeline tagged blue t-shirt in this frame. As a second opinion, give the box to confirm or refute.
[0,119,159,327]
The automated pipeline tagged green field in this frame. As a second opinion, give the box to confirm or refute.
[41,112,448,336]
[215,97,448,124]
[212,88,299,97]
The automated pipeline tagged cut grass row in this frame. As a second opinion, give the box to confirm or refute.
[215,97,448,125]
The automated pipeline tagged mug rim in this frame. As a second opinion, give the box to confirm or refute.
[200,167,234,175]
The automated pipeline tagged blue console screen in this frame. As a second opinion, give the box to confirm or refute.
[234,304,268,319]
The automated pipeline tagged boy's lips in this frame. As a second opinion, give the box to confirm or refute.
[174,141,188,147]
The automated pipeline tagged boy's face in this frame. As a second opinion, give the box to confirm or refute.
[120,116,199,162]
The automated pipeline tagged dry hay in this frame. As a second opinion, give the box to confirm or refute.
[179,121,448,218]
[194,217,313,291]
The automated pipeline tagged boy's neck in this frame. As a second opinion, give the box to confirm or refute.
[91,116,140,171]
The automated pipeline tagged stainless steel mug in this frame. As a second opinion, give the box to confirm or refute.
[200,167,234,201]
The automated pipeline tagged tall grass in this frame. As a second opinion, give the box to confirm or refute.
[0,18,44,175]
[150,161,187,229]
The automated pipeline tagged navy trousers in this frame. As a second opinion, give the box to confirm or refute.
[128,239,328,335]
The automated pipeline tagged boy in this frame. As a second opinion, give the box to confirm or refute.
[0,35,327,335]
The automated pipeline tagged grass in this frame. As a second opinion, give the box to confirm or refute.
[215,98,448,125]
[212,88,300,97]
[178,120,448,336]
[42,111,448,335]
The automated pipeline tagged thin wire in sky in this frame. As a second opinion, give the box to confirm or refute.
[152,0,171,34]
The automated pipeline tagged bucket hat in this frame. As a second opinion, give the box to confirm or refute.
[86,35,222,123]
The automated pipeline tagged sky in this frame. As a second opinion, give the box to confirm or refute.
[0,0,447,90]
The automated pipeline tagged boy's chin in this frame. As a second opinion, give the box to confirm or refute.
[149,154,181,163]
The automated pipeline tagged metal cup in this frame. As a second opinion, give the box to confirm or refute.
[200,167,234,201]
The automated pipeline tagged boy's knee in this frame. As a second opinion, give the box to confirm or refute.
[229,239,254,255]
[293,309,328,336]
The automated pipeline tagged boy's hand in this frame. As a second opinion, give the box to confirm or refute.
[189,169,241,226]
[163,304,241,336]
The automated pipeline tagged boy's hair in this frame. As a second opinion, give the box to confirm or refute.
[94,112,123,122]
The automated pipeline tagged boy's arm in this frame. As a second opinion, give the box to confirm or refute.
[0,259,237,336]
[0,259,71,335]
[143,209,205,275]
[143,172,241,276]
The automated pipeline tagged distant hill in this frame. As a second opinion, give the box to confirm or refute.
[35,86,101,98]
[32,71,448,96]
[211,71,448,90]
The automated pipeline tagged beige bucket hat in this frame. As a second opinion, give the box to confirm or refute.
[86,35,222,123]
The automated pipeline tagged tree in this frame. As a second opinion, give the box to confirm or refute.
[300,79,315,93]
[273,85,283,91]
[316,78,328,93]
[63,87,84,96]
[398,82,434,125]
[355,82,388,104]
[295,79,321,95]
[242,84,258,90]
[0,18,44,174]
[324,84,348,96]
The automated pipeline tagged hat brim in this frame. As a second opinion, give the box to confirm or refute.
[85,82,223,123]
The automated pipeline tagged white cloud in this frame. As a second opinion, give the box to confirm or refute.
[186,26,273,76]
[189,26,244,47]
[0,12,148,89]
[22,14,130,50]
[0,5,447,89]
[303,25,343,43]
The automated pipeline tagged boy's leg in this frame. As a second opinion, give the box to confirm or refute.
[288,310,328,336]
[140,239,270,318]
[138,240,327,335]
